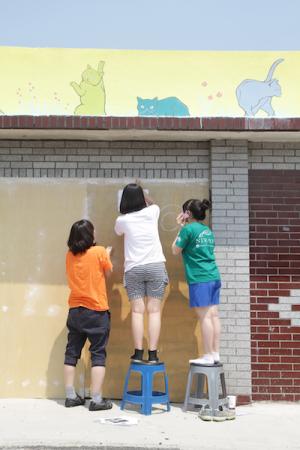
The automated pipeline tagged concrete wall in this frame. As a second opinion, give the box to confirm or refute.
[0,145,210,400]
[0,140,209,179]
[210,140,251,401]
[1,138,300,402]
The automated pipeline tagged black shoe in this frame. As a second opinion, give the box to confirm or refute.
[65,394,85,408]
[148,350,159,364]
[130,349,144,363]
[89,398,113,411]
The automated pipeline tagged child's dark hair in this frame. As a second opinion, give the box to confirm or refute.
[67,219,95,255]
[120,183,147,214]
[183,199,211,221]
[182,199,196,212]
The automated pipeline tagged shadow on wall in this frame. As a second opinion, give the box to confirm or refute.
[102,280,133,398]
[102,275,200,402]
[159,277,199,401]
[45,277,200,402]
[46,327,67,399]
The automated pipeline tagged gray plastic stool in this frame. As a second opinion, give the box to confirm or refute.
[183,362,227,411]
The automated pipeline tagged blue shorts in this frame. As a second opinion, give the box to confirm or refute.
[188,280,221,308]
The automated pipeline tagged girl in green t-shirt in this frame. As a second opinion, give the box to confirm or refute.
[172,199,221,365]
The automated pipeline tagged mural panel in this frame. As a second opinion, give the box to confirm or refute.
[0,47,299,117]
[0,179,208,401]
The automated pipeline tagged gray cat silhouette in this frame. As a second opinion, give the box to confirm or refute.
[236,58,284,117]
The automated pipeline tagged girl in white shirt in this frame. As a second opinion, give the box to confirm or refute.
[115,183,168,363]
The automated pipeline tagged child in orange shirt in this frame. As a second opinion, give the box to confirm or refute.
[64,219,113,411]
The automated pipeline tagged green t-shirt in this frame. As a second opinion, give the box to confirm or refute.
[176,222,220,284]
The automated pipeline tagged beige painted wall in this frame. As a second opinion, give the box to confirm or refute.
[0,179,208,401]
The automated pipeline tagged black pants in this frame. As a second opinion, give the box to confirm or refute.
[64,307,110,367]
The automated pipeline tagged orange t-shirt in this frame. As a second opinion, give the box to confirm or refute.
[66,246,112,311]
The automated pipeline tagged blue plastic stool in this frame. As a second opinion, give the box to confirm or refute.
[121,362,170,415]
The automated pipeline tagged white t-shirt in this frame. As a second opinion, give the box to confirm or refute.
[114,204,166,272]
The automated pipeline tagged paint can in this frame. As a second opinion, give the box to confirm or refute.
[226,395,236,409]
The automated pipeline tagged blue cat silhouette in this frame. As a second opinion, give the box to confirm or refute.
[137,96,190,117]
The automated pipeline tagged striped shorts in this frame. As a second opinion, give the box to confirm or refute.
[124,262,169,301]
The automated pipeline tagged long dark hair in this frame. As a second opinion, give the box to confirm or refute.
[67,219,95,255]
[119,183,147,214]
[183,199,211,221]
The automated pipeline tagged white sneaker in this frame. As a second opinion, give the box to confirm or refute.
[189,354,214,365]
[199,405,213,421]
[212,352,220,363]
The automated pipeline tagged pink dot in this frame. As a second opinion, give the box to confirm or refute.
[216,92,223,98]
[208,95,213,100]
[201,81,208,87]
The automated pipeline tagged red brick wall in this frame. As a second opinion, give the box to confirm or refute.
[249,170,300,401]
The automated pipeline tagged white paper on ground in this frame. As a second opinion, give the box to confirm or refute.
[236,408,252,416]
[95,416,139,426]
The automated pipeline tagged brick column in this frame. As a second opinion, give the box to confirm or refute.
[210,140,251,402]
[249,169,300,401]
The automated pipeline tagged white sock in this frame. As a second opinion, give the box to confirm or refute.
[212,352,220,362]
[189,353,214,364]
[65,386,76,399]
[92,393,103,404]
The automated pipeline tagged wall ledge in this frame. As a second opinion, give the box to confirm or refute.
[1,116,300,131]
[1,116,300,141]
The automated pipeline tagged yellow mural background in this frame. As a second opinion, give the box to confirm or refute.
[0,47,299,117]
[0,178,208,400]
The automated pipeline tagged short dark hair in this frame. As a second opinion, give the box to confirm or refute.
[120,183,147,214]
[183,199,211,221]
[67,219,95,255]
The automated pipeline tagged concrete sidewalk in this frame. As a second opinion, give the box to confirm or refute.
[0,399,299,450]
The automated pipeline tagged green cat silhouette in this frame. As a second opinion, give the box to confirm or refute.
[71,61,106,116]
